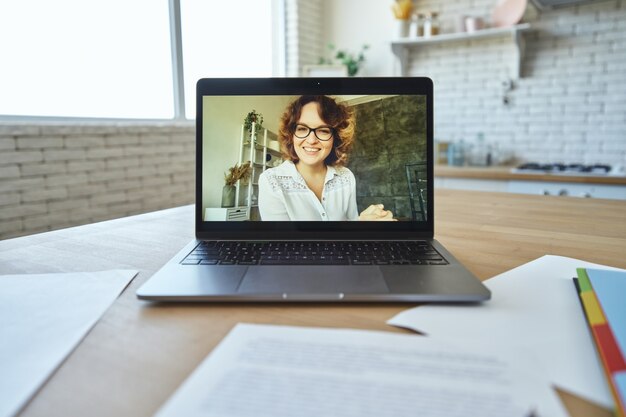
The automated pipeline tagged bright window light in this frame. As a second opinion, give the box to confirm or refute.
[180,0,274,118]
[0,0,174,119]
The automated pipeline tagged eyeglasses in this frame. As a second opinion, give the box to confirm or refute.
[293,124,334,141]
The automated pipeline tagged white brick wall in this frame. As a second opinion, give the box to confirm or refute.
[403,0,626,165]
[0,122,195,240]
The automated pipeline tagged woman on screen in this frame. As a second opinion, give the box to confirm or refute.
[258,95,395,221]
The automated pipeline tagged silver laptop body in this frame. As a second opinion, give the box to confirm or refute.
[136,77,490,302]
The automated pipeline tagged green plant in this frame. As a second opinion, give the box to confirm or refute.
[319,43,369,77]
[243,110,264,133]
[224,161,252,186]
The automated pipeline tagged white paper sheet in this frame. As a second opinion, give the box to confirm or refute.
[155,323,567,417]
[388,255,620,409]
[0,270,137,417]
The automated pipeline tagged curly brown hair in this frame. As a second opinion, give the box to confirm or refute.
[278,95,355,167]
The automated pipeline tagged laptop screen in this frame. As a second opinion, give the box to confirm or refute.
[196,78,433,238]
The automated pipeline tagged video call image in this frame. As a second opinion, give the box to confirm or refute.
[201,94,428,222]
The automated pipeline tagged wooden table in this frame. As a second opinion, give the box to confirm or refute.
[2,190,625,417]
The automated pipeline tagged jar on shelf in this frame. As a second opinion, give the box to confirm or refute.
[423,13,432,37]
[447,140,466,166]
[397,18,411,38]
[430,12,441,36]
[423,12,441,37]
[415,13,425,37]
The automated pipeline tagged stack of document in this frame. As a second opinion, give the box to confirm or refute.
[151,255,624,417]
[388,255,622,411]
[575,268,626,417]
[0,270,137,417]
[154,323,568,417]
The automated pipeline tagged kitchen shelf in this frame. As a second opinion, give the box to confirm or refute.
[391,23,531,79]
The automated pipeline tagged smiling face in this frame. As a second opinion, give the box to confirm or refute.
[292,102,334,169]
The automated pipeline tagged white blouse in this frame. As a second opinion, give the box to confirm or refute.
[258,160,359,221]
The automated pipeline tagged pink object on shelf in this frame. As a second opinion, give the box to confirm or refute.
[491,0,527,28]
[465,16,485,33]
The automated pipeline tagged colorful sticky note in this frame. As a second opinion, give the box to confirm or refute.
[577,268,626,417]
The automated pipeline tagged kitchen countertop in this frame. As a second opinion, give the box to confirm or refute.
[435,164,626,185]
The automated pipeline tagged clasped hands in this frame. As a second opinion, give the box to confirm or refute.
[358,204,397,221]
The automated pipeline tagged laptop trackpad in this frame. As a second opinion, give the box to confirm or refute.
[238,266,389,294]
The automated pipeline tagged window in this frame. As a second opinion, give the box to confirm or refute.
[180,0,275,118]
[0,0,278,120]
[0,0,174,119]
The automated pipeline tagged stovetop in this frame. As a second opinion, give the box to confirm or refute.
[512,163,625,177]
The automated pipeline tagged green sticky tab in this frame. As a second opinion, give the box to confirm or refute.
[576,268,592,293]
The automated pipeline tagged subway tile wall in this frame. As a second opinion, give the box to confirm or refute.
[0,123,195,240]
[406,0,626,165]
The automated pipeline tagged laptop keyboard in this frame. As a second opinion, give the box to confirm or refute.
[180,241,448,266]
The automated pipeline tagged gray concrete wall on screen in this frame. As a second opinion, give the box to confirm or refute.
[347,95,427,220]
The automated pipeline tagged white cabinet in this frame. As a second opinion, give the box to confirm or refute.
[435,177,626,200]
[508,181,626,200]
[204,207,249,221]
[435,178,509,193]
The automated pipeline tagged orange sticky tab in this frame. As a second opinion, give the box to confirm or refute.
[581,291,607,326]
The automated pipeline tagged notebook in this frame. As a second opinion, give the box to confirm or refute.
[136,77,490,302]
[575,268,626,417]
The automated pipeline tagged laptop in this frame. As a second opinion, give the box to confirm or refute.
[136,77,490,302]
